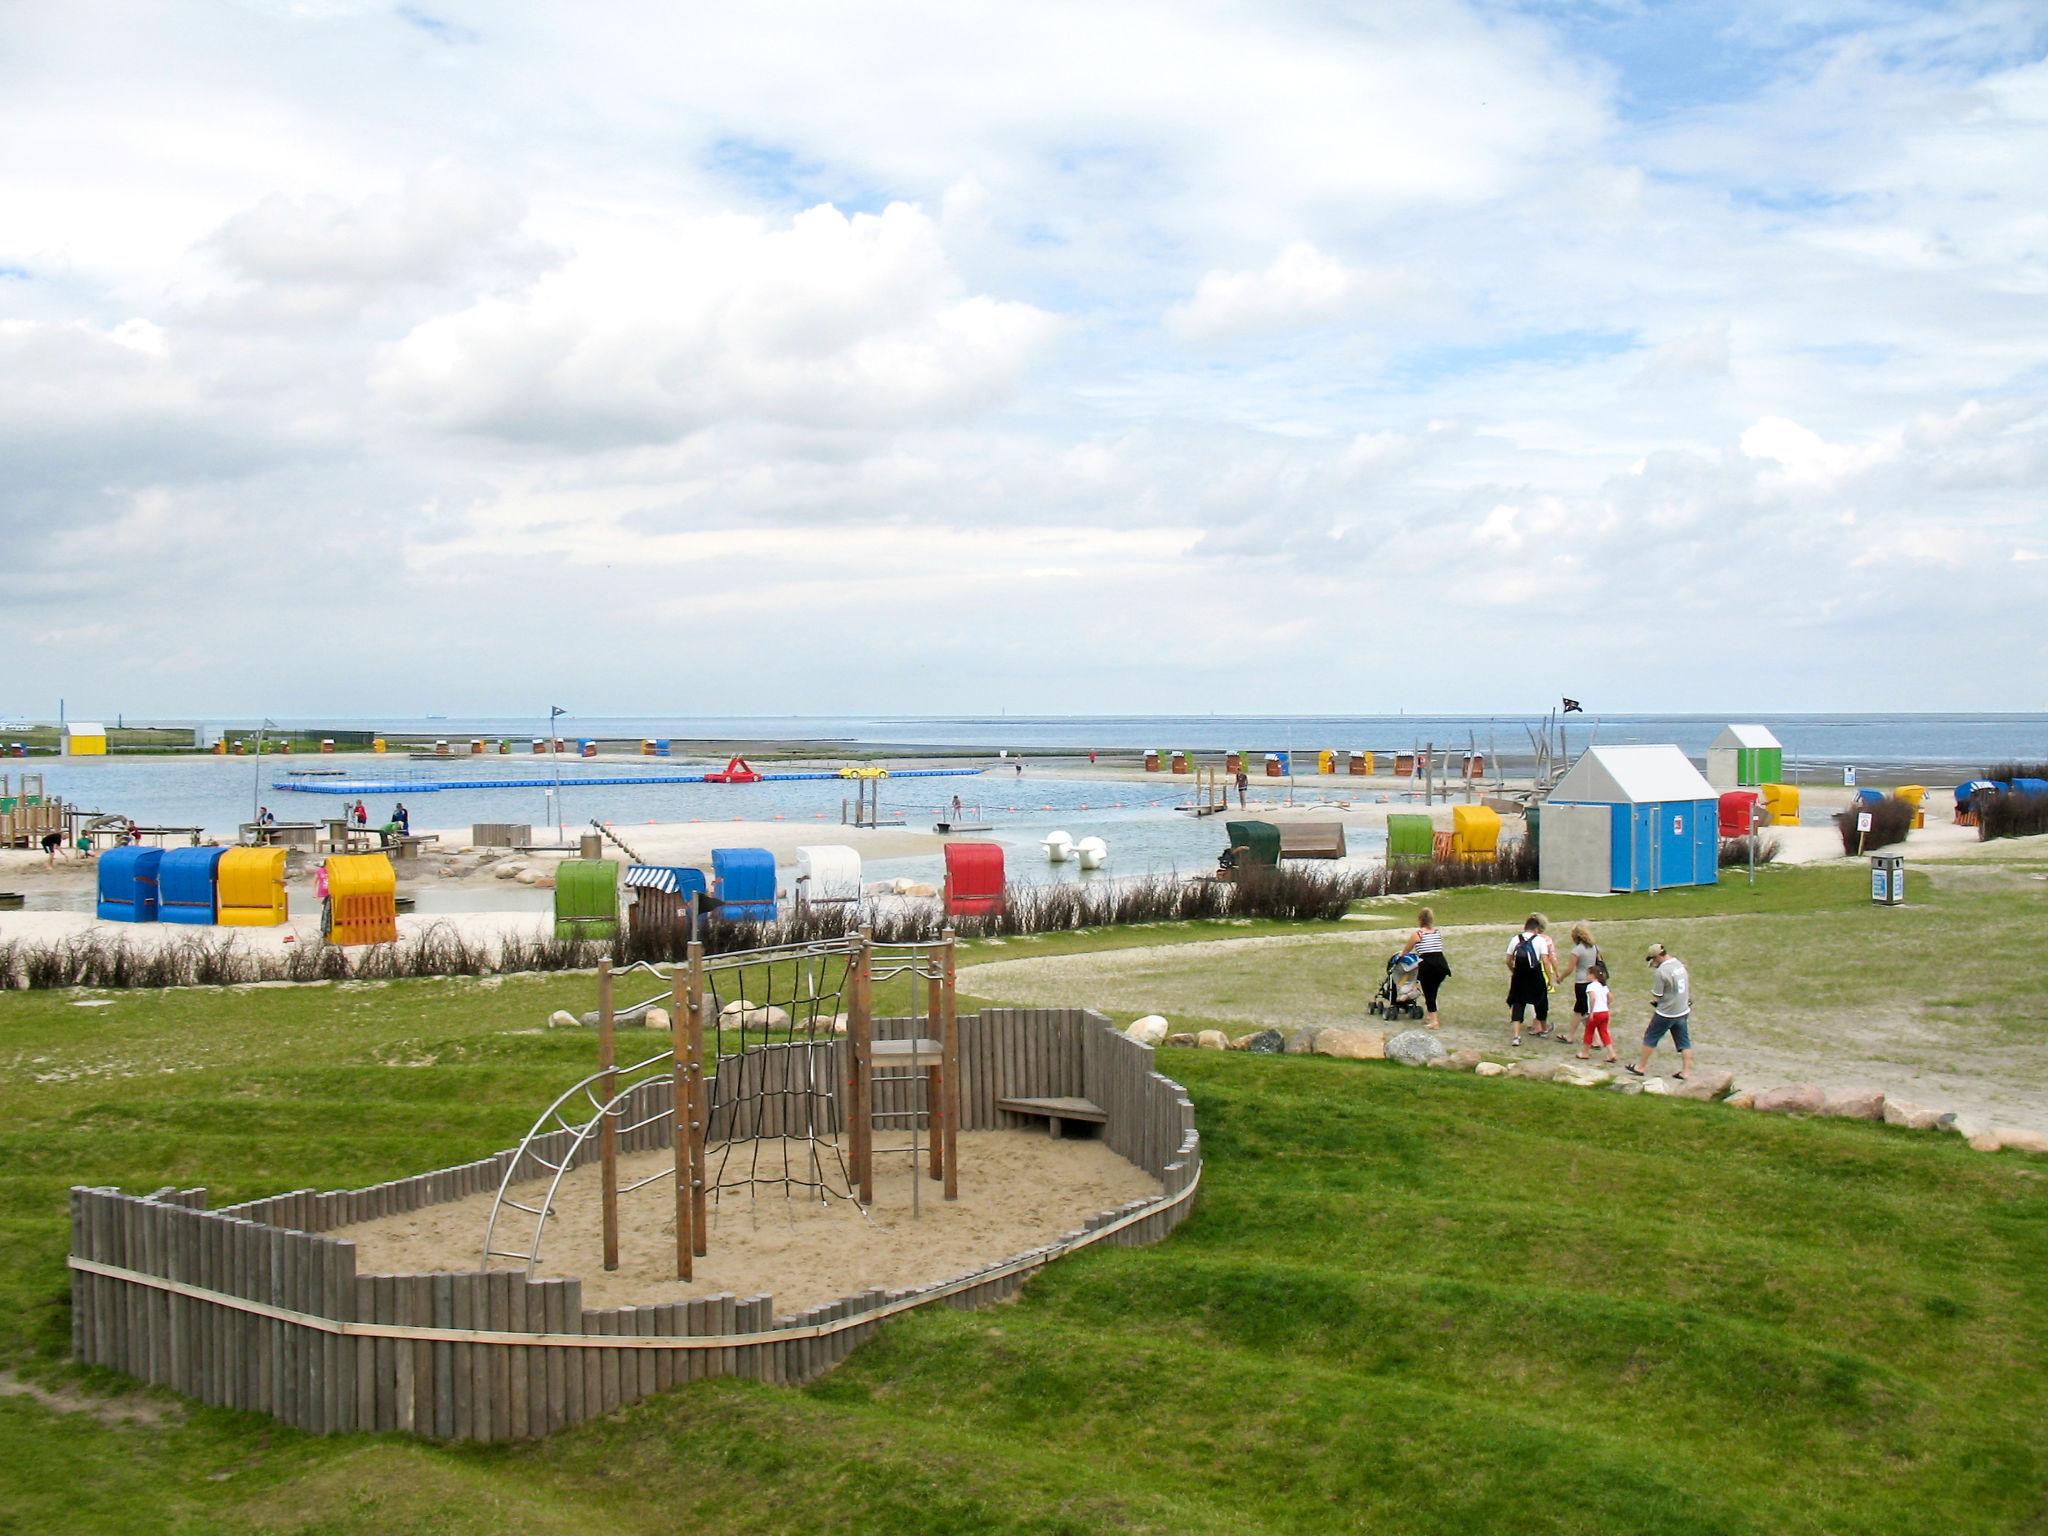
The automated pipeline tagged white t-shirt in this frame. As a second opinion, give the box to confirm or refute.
[1505,931,1556,970]
[1586,979,1611,1015]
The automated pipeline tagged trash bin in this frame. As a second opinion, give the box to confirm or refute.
[579,832,604,860]
[1870,853,1905,907]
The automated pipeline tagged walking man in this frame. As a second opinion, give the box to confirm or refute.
[1629,943,1696,1080]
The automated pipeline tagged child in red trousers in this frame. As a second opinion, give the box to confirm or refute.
[1578,962,1617,1062]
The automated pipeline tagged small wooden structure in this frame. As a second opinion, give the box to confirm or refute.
[1277,822,1347,860]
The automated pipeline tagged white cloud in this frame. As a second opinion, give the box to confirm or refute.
[378,201,1056,445]
[1168,242,1391,340]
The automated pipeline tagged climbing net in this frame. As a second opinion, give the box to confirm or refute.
[484,929,959,1282]
[699,937,860,1207]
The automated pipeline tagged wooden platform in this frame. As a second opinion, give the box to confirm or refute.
[998,1095,1107,1136]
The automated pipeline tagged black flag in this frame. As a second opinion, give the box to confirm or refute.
[1562,698,1583,714]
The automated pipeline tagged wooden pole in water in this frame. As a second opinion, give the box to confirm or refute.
[850,928,873,1206]
[941,927,959,1203]
[598,958,619,1272]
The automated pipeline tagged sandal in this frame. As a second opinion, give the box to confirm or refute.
[1625,1065,1645,1077]
[1575,1051,1590,1060]
[1673,1072,1688,1082]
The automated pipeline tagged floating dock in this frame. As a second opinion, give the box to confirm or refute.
[272,767,985,795]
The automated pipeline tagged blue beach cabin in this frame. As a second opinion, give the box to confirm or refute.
[1544,745,1719,893]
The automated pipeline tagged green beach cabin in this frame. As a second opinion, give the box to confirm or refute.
[1706,724,1783,792]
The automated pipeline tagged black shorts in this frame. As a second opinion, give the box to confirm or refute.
[1573,982,1590,1016]
[1507,972,1549,1023]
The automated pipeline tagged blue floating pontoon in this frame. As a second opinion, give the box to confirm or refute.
[271,767,983,794]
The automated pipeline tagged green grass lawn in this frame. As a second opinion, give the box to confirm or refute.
[3,959,2048,1533]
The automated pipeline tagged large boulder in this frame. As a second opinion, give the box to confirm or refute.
[1284,1028,1321,1055]
[1125,1015,1169,1047]
[1641,1076,1671,1096]
[1671,1069,1737,1102]
[1515,1059,1564,1083]
[1196,1029,1232,1051]
[1166,1033,1198,1048]
[1231,1029,1286,1055]
[1823,1089,1886,1122]
[1882,1098,1950,1131]
[1973,1126,2048,1155]
[719,1000,791,1030]
[1385,1029,1447,1067]
[1724,1090,1756,1109]
[494,864,521,881]
[642,1007,671,1032]
[1558,1065,1613,1088]
[1752,1084,1826,1116]
[547,1009,579,1029]
[1474,1061,1509,1078]
[1313,1026,1386,1061]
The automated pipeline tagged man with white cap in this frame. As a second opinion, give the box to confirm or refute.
[1627,943,1696,1081]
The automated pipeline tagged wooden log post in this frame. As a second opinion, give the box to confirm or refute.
[849,929,873,1205]
[941,927,959,1201]
[598,959,619,1272]
[925,953,944,1182]
[671,955,695,1281]
[686,939,708,1259]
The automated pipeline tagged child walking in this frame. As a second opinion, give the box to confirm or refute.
[1578,961,1617,1063]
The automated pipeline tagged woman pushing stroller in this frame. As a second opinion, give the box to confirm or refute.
[1397,908,1451,1030]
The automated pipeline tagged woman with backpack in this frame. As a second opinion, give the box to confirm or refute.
[1503,913,1560,1048]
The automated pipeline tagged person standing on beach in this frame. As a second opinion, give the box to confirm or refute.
[314,859,331,938]
[392,802,410,834]
[1503,913,1559,1048]
[352,800,368,826]
[1399,907,1451,1030]
[1629,944,1696,1080]
[1235,768,1249,808]
[1566,924,1600,1042]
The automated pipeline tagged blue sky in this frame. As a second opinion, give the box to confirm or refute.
[1,1,2044,716]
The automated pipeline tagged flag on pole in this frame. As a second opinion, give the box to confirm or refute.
[1562,698,1583,714]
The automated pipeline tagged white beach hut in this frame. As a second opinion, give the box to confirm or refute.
[1706,724,1784,791]
[1542,745,1720,894]
[793,845,862,909]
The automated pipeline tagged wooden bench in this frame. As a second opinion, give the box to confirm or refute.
[1278,821,1348,860]
[997,1095,1107,1138]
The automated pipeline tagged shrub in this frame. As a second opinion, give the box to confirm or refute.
[1718,835,1782,868]
[1980,761,2048,784]
[0,842,1554,990]
[1835,797,1913,854]
[1978,791,2048,841]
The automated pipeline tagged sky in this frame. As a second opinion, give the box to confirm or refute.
[3,0,2046,718]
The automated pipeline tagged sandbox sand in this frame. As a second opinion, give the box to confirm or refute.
[331,1130,1162,1313]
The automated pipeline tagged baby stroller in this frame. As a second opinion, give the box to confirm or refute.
[1369,952,1426,1021]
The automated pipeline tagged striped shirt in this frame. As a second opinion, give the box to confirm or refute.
[1409,928,1445,955]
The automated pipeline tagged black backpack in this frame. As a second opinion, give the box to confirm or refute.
[1512,932,1543,972]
